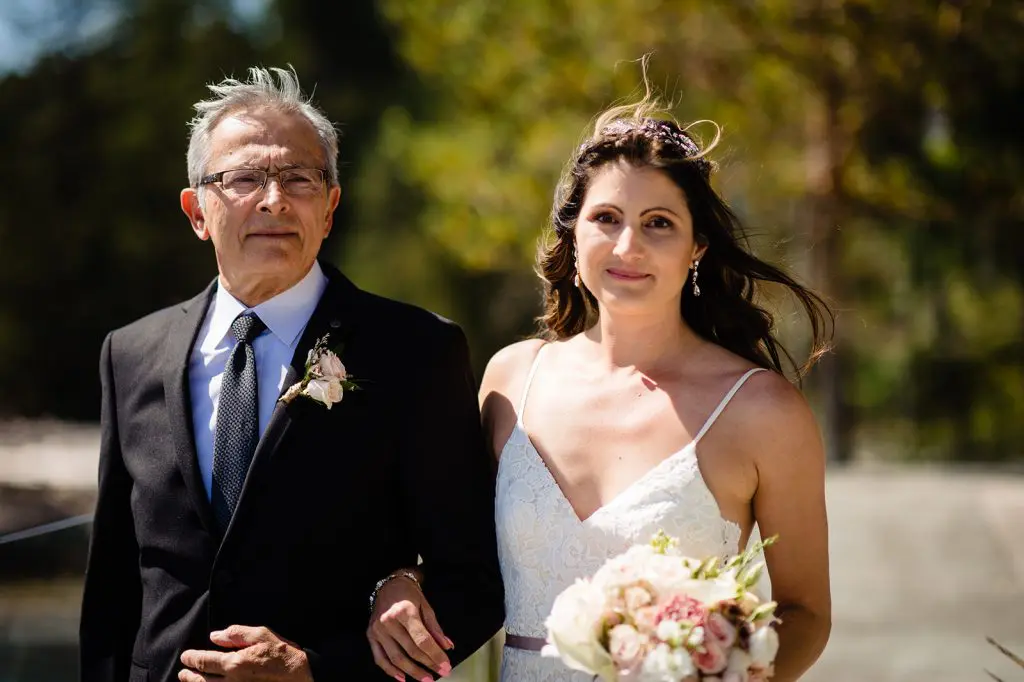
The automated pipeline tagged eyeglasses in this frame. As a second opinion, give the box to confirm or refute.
[198,168,328,197]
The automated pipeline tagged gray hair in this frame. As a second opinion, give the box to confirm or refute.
[186,65,339,189]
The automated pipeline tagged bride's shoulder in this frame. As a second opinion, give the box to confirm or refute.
[718,367,824,467]
[732,368,813,424]
[480,338,548,397]
[479,339,548,458]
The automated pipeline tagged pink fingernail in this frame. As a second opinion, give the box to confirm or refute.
[445,637,455,650]
[439,661,452,676]
[393,676,403,682]
[420,677,432,682]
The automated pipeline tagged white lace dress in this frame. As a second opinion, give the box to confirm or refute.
[494,349,768,682]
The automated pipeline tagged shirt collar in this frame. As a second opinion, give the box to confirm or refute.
[203,261,328,350]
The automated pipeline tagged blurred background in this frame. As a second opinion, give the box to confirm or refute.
[0,0,1021,680]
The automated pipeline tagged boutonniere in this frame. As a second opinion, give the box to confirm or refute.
[279,334,360,410]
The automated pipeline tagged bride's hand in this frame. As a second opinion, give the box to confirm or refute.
[367,570,454,681]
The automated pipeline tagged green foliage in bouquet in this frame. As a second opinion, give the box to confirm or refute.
[649,530,780,625]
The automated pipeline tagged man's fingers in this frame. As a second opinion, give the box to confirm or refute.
[177,666,219,682]
[210,624,270,648]
[177,669,207,682]
[378,633,434,682]
[180,649,232,676]
[420,601,454,652]
[369,638,407,682]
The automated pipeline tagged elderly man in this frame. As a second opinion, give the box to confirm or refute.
[79,66,504,682]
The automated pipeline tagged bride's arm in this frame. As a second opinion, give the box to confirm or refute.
[745,375,832,681]
[365,339,542,679]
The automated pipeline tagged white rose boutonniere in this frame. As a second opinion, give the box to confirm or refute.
[279,334,360,410]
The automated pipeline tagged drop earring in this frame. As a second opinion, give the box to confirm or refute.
[691,260,701,297]
[574,251,582,288]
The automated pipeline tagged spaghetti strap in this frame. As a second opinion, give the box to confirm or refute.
[693,368,768,445]
[516,344,548,428]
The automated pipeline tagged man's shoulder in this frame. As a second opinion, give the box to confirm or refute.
[105,288,210,355]
[353,288,465,343]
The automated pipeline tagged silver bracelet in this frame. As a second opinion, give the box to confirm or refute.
[368,569,421,615]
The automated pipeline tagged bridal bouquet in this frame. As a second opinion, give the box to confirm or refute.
[542,532,780,682]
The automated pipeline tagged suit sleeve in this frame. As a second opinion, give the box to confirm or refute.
[303,322,504,680]
[403,322,505,665]
[79,332,142,682]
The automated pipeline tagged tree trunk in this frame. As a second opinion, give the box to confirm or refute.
[805,67,854,464]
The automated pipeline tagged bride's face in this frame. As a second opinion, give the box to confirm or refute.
[574,161,705,317]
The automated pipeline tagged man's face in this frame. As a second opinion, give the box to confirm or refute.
[180,106,341,303]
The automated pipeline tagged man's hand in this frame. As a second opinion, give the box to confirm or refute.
[367,575,454,682]
[179,625,312,682]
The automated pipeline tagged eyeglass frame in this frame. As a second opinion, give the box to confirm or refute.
[197,167,330,195]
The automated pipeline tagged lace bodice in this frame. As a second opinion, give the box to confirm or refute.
[493,347,766,681]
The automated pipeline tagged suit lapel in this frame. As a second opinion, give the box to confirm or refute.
[219,261,360,544]
[163,280,219,537]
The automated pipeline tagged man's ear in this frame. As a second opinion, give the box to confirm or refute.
[180,187,209,241]
[323,185,341,238]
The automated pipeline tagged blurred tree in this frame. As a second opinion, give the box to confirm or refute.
[0,0,256,418]
[0,0,407,419]
[366,0,1023,460]
[0,0,1020,460]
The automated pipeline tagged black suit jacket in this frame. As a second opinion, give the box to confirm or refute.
[79,261,505,682]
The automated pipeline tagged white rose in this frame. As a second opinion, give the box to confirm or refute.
[724,648,752,682]
[593,545,659,591]
[686,625,706,649]
[542,580,617,680]
[748,625,780,668]
[326,377,344,404]
[624,585,654,611]
[686,576,742,605]
[318,351,346,380]
[641,554,696,595]
[303,378,343,409]
[656,619,684,646]
[608,624,646,671]
[639,642,696,681]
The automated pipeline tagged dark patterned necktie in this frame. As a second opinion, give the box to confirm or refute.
[211,312,266,533]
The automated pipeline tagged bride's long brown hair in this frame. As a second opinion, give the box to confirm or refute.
[538,93,834,380]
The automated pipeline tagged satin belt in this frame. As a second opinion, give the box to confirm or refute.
[504,634,547,651]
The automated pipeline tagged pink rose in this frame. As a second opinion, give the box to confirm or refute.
[607,624,646,672]
[655,595,706,627]
[706,611,738,648]
[693,640,729,675]
[318,351,346,380]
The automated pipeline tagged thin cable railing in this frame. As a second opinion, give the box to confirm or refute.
[0,514,93,545]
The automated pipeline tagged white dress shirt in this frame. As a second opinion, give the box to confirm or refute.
[189,261,328,499]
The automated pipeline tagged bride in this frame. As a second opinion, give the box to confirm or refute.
[368,92,833,682]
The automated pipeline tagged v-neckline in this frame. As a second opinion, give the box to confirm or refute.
[510,421,700,524]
